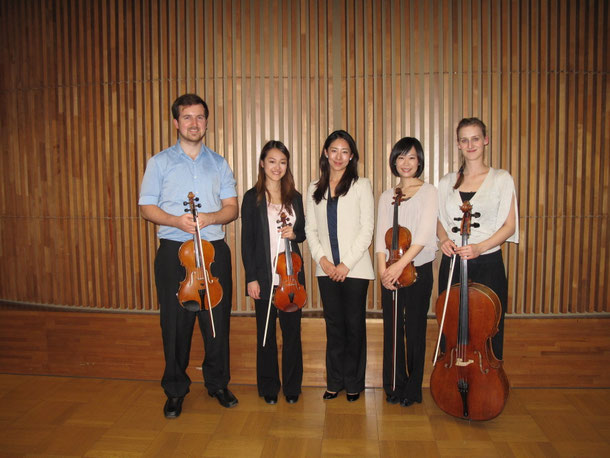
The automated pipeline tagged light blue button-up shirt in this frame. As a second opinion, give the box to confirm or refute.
[139,140,237,242]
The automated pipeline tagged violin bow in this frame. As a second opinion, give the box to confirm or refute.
[262,234,283,347]
[432,253,457,365]
[392,290,398,391]
[194,211,217,338]
[390,188,411,392]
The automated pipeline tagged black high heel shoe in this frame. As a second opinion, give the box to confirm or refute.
[323,390,339,400]
[346,392,360,402]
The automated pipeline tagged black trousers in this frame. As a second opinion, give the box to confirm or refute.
[155,238,233,398]
[438,250,507,360]
[381,261,433,402]
[317,276,369,394]
[254,295,303,397]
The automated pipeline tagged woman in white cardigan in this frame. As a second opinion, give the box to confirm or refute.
[305,130,375,402]
[437,117,519,360]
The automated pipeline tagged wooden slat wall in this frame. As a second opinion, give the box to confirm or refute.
[0,0,608,315]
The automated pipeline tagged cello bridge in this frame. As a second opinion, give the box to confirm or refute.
[455,357,474,367]
[443,348,475,368]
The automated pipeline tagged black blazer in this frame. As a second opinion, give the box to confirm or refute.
[241,187,306,298]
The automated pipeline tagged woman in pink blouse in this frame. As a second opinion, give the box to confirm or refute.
[375,137,438,406]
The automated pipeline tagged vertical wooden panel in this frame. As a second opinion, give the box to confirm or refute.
[0,0,607,317]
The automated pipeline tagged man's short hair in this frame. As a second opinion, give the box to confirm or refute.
[171,93,209,120]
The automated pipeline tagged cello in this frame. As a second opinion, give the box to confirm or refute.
[383,186,417,391]
[177,192,223,337]
[430,201,509,420]
[262,211,306,346]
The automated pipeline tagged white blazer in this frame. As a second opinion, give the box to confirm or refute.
[305,177,375,280]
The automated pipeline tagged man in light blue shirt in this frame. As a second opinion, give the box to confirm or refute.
[139,94,239,417]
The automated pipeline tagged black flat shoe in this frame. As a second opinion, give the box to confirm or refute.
[400,398,414,407]
[323,390,339,400]
[386,394,399,404]
[285,395,299,404]
[263,395,278,405]
[346,392,360,402]
[209,389,238,408]
[163,396,184,419]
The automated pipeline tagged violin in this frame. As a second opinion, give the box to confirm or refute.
[274,211,307,312]
[430,201,509,420]
[177,192,223,336]
[383,186,417,391]
[383,187,417,288]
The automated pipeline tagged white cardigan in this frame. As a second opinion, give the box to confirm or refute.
[305,177,375,280]
[438,167,519,255]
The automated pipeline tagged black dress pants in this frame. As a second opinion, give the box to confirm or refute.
[317,276,369,394]
[155,238,233,398]
[438,250,507,360]
[254,296,303,397]
[381,261,433,402]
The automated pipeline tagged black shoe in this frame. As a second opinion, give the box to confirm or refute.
[400,398,414,407]
[163,396,184,419]
[263,395,278,405]
[386,394,400,404]
[323,390,339,400]
[209,389,238,408]
[285,395,299,404]
[346,392,360,402]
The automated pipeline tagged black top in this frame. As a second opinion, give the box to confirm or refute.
[326,187,340,265]
[241,188,306,298]
[459,191,476,202]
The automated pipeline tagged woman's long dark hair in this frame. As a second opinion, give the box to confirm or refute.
[312,130,360,204]
[255,140,296,213]
[454,117,487,190]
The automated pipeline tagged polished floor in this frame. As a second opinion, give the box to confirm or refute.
[0,374,609,457]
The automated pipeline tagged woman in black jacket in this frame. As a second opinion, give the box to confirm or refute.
[241,140,306,405]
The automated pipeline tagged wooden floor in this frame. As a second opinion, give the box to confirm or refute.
[1,374,609,457]
[1,311,609,456]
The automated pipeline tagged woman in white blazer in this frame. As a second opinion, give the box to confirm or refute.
[305,130,375,402]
